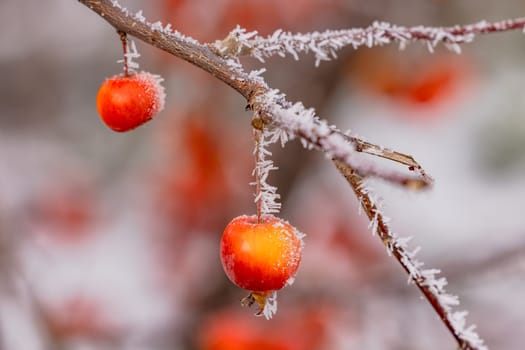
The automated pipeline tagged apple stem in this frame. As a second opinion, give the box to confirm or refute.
[118,30,129,76]
[254,129,263,223]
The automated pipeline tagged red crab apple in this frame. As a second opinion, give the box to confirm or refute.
[96,71,165,132]
[220,215,303,313]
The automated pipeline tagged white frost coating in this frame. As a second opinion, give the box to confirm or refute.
[134,9,145,23]
[252,128,285,215]
[135,71,166,113]
[248,68,267,85]
[109,0,200,46]
[261,291,278,320]
[231,21,475,66]
[255,89,362,170]
[226,18,525,65]
[117,39,140,72]
[359,184,488,350]
[285,275,296,286]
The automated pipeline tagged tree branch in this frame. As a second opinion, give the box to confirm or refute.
[78,0,257,99]
[334,160,487,350]
[215,17,525,65]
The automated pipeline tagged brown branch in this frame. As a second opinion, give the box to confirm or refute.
[420,17,525,39]
[215,17,525,64]
[334,160,484,350]
[78,0,258,99]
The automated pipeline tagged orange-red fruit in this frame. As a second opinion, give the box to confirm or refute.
[220,215,302,292]
[96,71,165,132]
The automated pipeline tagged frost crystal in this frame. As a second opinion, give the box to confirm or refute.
[117,39,140,72]
[227,18,525,65]
[355,182,488,350]
[109,0,200,46]
[254,89,364,170]
[261,291,278,320]
[252,127,284,215]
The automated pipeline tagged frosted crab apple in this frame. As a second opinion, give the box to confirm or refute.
[220,215,303,317]
[96,71,165,132]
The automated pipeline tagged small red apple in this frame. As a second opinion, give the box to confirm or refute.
[96,71,165,132]
[220,215,303,293]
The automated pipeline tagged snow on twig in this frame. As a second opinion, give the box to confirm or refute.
[336,164,488,350]
[117,39,140,72]
[109,0,200,46]
[254,89,356,160]
[253,89,429,186]
[219,17,525,66]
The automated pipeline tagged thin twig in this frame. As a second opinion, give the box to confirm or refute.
[253,129,263,222]
[334,160,486,350]
[346,135,434,185]
[216,18,525,65]
[118,30,129,76]
[353,166,430,190]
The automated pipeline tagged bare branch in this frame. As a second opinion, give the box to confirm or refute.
[216,18,525,65]
[334,160,487,350]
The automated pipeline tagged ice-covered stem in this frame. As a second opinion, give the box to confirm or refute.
[253,130,263,222]
[250,89,432,189]
[334,160,487,350]
[118,31,129,76]
[252,127,281,222]
[217,18,525,65]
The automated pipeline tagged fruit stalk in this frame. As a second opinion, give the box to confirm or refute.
[118,30,129,76]
[253,129,263,223]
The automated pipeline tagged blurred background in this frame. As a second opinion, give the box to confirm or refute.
[1,0,525,349]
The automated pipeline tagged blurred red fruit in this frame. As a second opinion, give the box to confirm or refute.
[153,115,232,229]
[199,306,336,350]
[405,60,460,104]
[30,177,96,242]
[350,49,469,108]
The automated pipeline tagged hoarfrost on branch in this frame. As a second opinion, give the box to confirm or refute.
[217,17,525,66]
